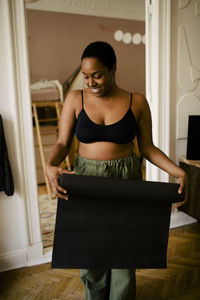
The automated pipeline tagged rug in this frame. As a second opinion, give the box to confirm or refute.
[38,193,57,248]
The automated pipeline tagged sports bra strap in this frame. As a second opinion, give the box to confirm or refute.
[129,93,132,108]
[81,90,84,109]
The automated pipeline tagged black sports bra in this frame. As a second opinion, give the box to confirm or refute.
[75,91,137,144]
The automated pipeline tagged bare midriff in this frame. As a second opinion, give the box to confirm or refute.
[78,141,134,161]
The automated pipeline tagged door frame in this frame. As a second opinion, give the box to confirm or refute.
[10,0,172,265]
[145,0,171,183]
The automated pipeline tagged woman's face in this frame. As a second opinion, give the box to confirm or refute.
[81,57,115,97]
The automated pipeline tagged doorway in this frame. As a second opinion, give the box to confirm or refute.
[25,0,146,252]
[11,0,172,265]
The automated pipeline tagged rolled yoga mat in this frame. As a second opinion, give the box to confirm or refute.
[52,174,184,269]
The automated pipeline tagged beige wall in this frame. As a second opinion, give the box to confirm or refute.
[26,9,145,94]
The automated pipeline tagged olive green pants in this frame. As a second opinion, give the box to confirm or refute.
[74,153,142,300]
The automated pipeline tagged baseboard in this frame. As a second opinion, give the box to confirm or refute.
[26,242,44,266]
[0,249,27,272]
[43,247,53,263]
[0,243,53,272]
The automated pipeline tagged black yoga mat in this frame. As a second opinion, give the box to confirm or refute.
[52,174,184,269]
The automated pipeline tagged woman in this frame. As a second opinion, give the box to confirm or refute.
[46,41,187,300]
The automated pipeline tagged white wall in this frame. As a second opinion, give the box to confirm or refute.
[0,0,28,271]
[171,0,200,164]
[0,0,42,272]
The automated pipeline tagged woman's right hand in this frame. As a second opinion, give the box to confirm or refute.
[45,165,75,200]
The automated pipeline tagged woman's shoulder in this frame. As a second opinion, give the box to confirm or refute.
[132,92,148,108]
[64,89,82,99]
[63,89,82,105]
[132,92,146,101]
[131,92,150,120]
[61,90,83,116]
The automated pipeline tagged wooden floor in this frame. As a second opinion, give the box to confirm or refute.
[0,222,200,299]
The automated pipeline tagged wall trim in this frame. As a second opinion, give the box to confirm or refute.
[145,0,171,182]
[0,249,27,272]
[0,242,46,271]
[25,0,145,21]
[159,0,171,182]
[1,0,45,270]
[27,242,45,266]
[11,0,41,246]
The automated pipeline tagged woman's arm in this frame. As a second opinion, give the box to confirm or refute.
[136,93,188,206]
[45,90,80,199]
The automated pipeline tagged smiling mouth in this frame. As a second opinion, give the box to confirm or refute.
[91,87,102,94]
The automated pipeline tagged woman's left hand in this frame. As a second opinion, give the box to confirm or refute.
[173,172,188,208]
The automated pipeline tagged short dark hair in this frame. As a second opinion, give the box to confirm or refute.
[81,41,116,70]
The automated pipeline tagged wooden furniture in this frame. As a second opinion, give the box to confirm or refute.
[33,101,58,200]
[34,125,58,184]
[31,72,84,200]
[32,98,71,200]
[179,156,200,220]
